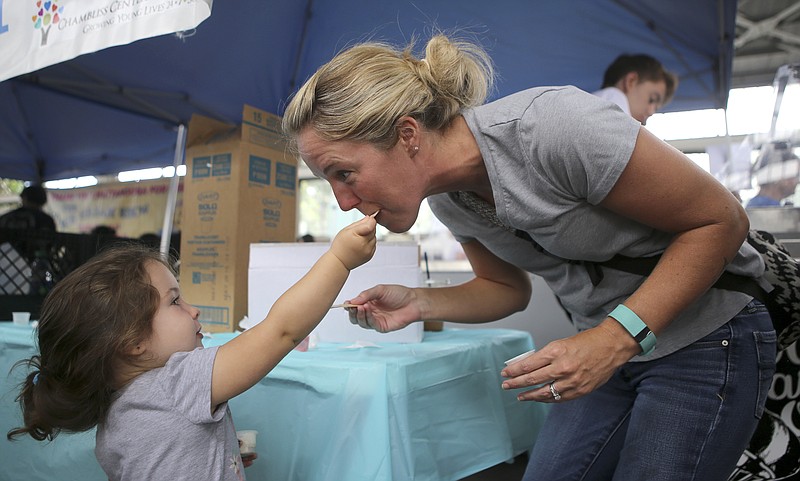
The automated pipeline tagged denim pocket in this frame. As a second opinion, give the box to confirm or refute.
[753,330,777,418]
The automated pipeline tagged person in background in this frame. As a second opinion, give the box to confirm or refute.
[7,215,376,480]
[282,34,775,481]
[0,184,58,269]
[0,184,56,231]
[746,141,799,207]
[592,53,678,125]
[90,225,117,237]
[138,232,161,249]
[90,224,119,250]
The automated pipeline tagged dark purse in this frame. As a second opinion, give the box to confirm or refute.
[741,229,800,350]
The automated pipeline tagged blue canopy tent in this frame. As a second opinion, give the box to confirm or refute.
[0,0,737,183]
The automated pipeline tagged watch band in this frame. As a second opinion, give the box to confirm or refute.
[608,304,656,356]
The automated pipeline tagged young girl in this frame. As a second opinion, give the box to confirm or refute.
[7,215,377,480]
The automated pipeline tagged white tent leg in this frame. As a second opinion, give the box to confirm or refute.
[160,124,186,256]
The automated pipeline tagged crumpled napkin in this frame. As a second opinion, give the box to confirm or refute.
[238,315,257,330]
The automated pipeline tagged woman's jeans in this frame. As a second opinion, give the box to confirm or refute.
[523,301,777,481]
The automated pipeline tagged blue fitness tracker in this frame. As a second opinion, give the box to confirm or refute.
[608,304,656,356]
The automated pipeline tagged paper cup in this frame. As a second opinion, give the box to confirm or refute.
[12,312,31,326]
[237,430,258,455]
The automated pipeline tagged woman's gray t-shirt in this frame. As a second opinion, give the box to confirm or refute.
[428,86,765,359]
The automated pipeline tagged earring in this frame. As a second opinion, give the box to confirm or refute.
[413,146,419,152]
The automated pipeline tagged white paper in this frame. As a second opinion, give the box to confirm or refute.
[0,0,213,82]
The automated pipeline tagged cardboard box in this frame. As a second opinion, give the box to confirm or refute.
[248,242,424,343]
[180,105,297,332]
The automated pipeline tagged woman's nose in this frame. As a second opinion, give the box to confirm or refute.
[332,184,360,211]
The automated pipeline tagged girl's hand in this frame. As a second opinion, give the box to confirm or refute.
[238,439,258,468]
[330,214,377,270]
[241,453,257,468]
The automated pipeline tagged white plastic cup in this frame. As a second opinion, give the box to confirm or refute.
[12,312,31,326]
[236,430,258,455]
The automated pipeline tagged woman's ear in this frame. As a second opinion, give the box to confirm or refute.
[396,116,420,157]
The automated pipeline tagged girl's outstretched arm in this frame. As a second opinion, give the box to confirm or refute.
[210,214,376,407]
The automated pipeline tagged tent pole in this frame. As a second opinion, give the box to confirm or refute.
[722,106,734,189]
[160,123,186,256]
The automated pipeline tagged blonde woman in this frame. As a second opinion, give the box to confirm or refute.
[282,34,775,481]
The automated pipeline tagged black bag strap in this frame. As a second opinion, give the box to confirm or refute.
[601,251,768,303]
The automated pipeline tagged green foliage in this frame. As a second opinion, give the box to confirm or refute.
[0,179,25,196]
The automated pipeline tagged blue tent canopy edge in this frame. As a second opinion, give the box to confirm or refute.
[0,0,737,182]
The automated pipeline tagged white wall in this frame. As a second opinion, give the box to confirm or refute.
[430,270,578,349]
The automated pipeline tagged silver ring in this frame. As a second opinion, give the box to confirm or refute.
[549,381,562,401]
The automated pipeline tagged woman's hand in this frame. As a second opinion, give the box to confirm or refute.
[345,284,421,332]
[500,318,641,402]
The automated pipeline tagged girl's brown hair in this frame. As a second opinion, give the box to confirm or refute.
[7,243,171,441]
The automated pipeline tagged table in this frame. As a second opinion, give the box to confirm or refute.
[1,323,548,481]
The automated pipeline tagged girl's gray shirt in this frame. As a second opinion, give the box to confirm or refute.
[428,86,766,359]
[95,346,246,480]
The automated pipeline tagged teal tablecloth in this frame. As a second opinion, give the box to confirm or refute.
[1,323,547,481]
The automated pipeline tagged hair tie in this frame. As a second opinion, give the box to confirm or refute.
[33,372,40,385]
